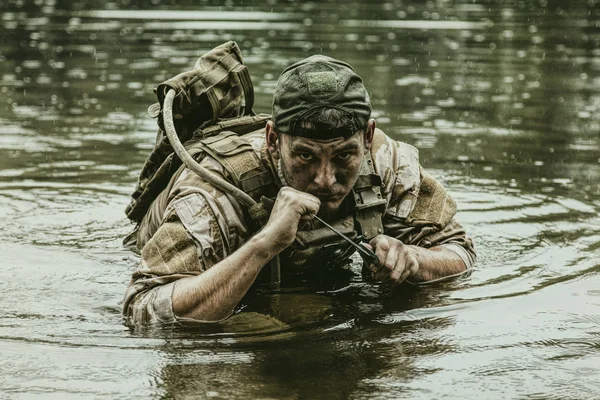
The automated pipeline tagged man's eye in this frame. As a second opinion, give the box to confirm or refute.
[299,153,313,161]
[338,152,352,160]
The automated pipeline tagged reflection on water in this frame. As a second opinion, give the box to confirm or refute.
[1,0,600,398]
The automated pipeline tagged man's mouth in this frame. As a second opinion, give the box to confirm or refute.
[314,192,344,202]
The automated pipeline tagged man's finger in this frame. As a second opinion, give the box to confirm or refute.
[299,211,317,221]
[374,267,390,281]
[397,258,418,284]
[368,262,377,273]
[397,266,411,283]
[383,243,401,272]
[388,256,406,282]
[373,236,390,268]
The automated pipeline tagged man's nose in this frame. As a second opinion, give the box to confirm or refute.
[314,161,336,188]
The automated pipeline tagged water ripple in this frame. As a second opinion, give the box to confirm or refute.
[1,0,600,398]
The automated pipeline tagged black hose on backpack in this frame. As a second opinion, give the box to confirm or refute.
[162,88,281,289]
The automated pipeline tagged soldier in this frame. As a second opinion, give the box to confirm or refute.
[122,54,476,325]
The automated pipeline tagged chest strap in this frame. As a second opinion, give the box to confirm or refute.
[352,152,386,240]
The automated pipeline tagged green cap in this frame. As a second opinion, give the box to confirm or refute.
[272,55,371,139]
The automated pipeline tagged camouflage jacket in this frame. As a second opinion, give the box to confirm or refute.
[122,128,476,325]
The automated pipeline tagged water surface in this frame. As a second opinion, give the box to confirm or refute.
[1,0,599,398]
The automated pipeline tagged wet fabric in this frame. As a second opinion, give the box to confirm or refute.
[123,128,477,326]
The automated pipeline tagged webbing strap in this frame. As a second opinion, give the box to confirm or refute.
[352,152,386,240]
[205,88,221,126]
[200,113,271,137]
[232,64,255,115]
[354,174,382,190]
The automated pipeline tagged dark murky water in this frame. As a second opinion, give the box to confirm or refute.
[1,0,600,398]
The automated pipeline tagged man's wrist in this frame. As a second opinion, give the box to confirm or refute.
[404,244,468,282]
[251,229,286,262]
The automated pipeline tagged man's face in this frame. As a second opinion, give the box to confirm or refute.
[272,130,368,217]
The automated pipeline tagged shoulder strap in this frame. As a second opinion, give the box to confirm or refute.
[198,113,271,138]
[196,129,276,201]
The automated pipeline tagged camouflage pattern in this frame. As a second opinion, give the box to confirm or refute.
[125,41,255,223]
[123,127,476,326]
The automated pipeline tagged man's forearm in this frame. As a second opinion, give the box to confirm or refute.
[171,230,279,322]
[407,245,467,282]
[166,186,320,323]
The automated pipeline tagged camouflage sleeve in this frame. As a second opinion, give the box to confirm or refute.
[123,167,251,326]
[122,216,201,326]
[399,168,476,270]
[374,130,476,271]
[383,216,477,270]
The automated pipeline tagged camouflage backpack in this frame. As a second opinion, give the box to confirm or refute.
[125,41,257,223]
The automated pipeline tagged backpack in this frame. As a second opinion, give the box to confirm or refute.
[125,41,257,223]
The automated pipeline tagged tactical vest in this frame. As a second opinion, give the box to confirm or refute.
[184,124,388,271]
[190,127,459,274]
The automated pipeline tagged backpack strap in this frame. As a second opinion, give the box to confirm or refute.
[198,113,270,138]
[196,130,276,201]
[232,64,255,116]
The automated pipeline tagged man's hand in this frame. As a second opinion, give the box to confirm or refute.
[367,235,419,284]
[168,186,319,323]
[262,187,321,251]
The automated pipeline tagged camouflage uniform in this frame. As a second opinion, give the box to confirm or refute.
[122,127,476,325]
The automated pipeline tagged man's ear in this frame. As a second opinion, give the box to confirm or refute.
[364,119,376,151]
[265,121,280,159]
